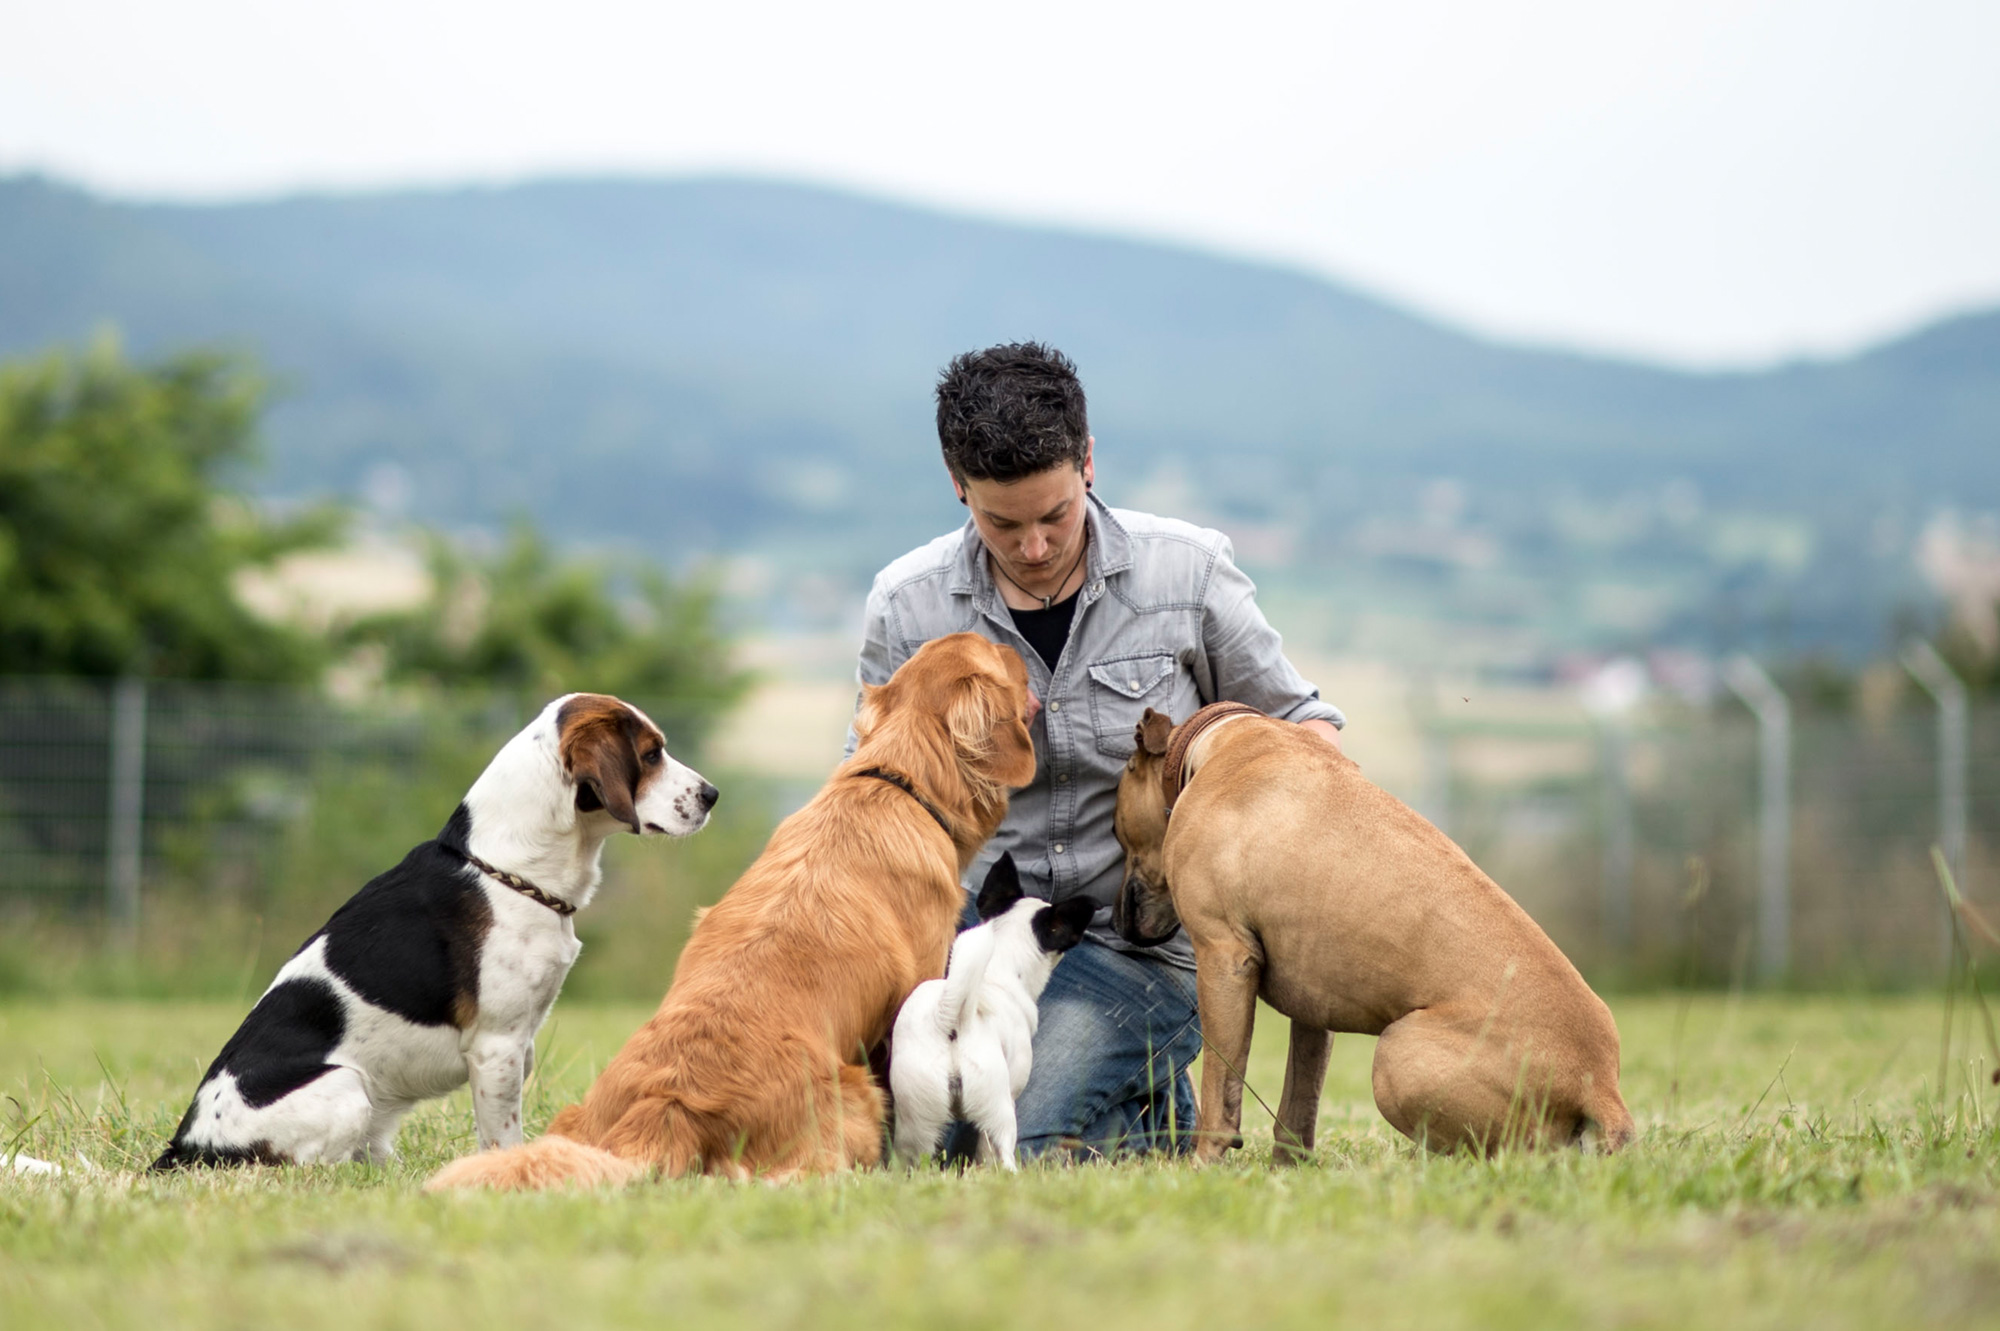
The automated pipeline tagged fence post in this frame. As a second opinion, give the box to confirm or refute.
[1723,655,1790,984]
[1597,723,1635,955]
[1582,658,1647,961]
[106,675,147,950]
[1409,675,1451,835]
[1420,730,1452,837]
[1902,638,1968,964]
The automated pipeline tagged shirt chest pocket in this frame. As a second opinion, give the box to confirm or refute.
[1086,654,1182,757]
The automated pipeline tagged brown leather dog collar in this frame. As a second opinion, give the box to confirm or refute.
[462,851,578,916]
[1161,702,1266,814]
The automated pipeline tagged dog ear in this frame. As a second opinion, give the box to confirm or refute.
[947,672,1038,788]
[559,697,644,834]
[1033,897,1098,953]
[1136,708,1174,757]
[945,676,999,760]
[976,851,1024,921]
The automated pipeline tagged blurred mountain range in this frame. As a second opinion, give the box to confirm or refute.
[3,173,1994,663]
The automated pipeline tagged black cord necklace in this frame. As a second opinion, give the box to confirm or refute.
[992,530,1089,611]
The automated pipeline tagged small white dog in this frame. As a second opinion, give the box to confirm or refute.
[891,853,1096,1169]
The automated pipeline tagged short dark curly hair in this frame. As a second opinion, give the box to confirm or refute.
[935,342,1090,484]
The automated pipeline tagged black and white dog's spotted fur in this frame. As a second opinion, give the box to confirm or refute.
[153,693,716,1169]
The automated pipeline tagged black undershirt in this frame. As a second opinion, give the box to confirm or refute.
[1008,589,1080,673]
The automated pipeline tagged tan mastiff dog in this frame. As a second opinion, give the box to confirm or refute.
[1111,704,1634,1162]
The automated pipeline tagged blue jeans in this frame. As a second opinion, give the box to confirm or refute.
[1018,938,1202,1158]
[945,898,1202,1161]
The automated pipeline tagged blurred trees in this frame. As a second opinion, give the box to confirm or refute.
[0,341,339,681]
[1,338,751,745]
[346,522,751,749]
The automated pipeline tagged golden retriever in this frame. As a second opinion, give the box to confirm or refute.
[425,633,1038,1189]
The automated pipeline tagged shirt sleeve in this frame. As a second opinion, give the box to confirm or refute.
[843,572,905,758]
[1199,537,1345,728]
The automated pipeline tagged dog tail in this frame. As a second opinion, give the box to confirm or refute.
[422,1132,648,1193]
[935,925,995,1037]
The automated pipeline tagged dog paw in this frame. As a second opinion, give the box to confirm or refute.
[1270,1141,1315,1168]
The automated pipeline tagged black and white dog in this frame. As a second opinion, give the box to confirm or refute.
[153,693,717,1169]
[890,854,1096,1169]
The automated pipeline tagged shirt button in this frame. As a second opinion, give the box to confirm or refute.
[1126,679,1139,690]
[1057,772,1069,783]
[1049,701,1061,713]
[1053,843,1065,854]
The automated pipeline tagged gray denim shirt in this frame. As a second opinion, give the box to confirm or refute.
[847,495,1344,968]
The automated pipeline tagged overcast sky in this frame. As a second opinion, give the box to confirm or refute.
[4,0,1995,367]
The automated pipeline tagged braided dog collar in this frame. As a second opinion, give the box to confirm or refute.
[852,766,955,839]
[1161,702,1266,814]
[462,851,577,916]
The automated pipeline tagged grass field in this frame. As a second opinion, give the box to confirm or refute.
[4,993,1998,1330]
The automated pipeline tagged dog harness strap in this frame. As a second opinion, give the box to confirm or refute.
[852,766,955,839]
[1161,702,1267,814]
[461,851,578,916]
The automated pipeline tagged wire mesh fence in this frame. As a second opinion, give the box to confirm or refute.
[1427,702,1998,985]
[0,675,1992,985]
[0,678,539,917]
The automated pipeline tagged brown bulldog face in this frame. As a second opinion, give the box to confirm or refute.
[1111,707,1183,946]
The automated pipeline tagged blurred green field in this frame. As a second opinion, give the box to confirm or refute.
[4,993,1998,1330]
